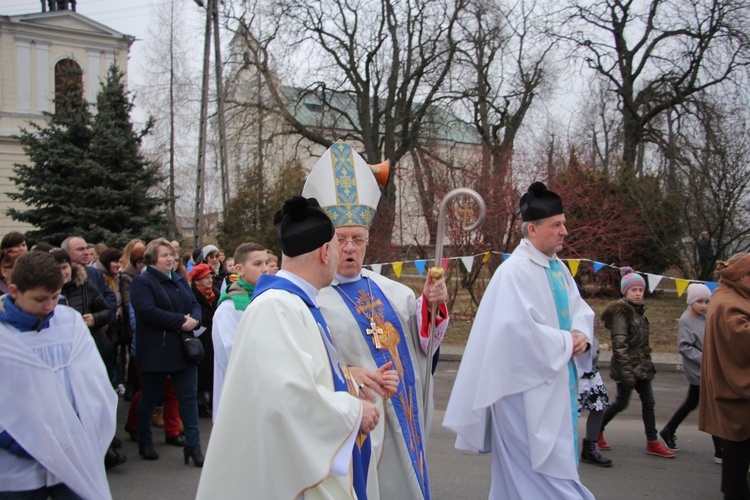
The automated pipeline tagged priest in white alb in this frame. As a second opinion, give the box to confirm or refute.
[302,140,449,500]
[197,196,381,499]
[443,182,596,499]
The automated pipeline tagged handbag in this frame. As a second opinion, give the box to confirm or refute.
[145,271,205,365]
[181,331,205,364]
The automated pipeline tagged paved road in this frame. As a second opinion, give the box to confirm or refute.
[108,362,722,499]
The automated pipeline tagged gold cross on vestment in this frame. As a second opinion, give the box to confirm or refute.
[366,322,385,349]
[356,297,385,349]
[458,203,474,227]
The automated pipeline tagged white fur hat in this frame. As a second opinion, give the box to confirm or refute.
[686,283,712,305]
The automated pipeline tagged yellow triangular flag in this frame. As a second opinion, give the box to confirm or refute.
[392,261,403,278]
[482,251,490,263]
[675,278,690,297]
[567,259,580,277]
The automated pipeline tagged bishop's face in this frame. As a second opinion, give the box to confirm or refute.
[335,226,369,279]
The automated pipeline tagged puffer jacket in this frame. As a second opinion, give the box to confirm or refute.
[60,263,114,358]
[600,299,655,387]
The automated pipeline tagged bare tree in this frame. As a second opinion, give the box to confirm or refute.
[670,95,750,279]
[138,0,203,236]
[444,0,555,249]
[562,0,750,174]
[224,0,467,236]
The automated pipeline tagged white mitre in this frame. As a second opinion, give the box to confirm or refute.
[302,140,382,228]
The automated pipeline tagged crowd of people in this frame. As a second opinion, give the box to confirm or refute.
[0,141,747,499]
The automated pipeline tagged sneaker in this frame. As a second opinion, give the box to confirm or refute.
[647,440,676,458]
[597,432,611,451]
[659,427,680,451]
[713,449,723,464]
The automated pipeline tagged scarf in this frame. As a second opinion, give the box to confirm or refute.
[196,284,216,306]
[0,294,54,332]
[217,278,255,311]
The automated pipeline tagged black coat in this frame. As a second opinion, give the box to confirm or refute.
[61,264,114,358]
[130,266,201,373]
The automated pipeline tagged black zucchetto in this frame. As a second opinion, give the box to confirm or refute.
[519,182,563,222]
[274,196,335,257]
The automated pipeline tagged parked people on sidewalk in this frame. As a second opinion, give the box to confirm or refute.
[198,196,380,499]
[444,181,595,499]
[661,283,724,462]
[130,238,204,467]
[303,141,443,499]
[599,267,675,458]
[211,242,268,420]
[0,251,116,499]
[699,253,750,500]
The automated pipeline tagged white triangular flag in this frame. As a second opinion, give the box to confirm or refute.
[370,263,382,275]
[645,273,663,293]
[460,256,474,273]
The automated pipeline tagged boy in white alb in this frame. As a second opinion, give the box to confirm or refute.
[211,242,268,419]
[0,251,117,499]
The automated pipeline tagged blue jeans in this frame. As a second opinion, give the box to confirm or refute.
[137,366,200,447]
[601,379,657,441]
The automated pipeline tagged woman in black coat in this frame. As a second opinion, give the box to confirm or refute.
[187,263,218,419]
[130,238,204,467]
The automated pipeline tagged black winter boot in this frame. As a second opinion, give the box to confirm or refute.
[582,438,612,467]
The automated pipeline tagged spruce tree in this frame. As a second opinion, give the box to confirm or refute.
[85,65,168,246]
[9,65,169,246]
[9,64,94,244]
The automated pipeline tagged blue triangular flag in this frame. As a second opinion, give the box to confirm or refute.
[704,281,718,292]
[414,260,427,276]
[502,253,511,261]
[593,262,606,273]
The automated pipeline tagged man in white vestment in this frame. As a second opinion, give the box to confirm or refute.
[197,196,381,500]
[302,140,449,500]
[0,252,116,500]
[443,182,596,499]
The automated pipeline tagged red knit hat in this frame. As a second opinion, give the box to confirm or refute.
[189,263,213,282]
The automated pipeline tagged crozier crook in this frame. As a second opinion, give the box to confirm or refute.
[424,188,486,410]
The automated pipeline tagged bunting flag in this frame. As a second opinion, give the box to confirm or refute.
[414,260,427,276]
[460,256,474,273]
[567,259,580,278]
[675,278,690,297]
[361,251,704,296]
[645,273,663,293]
[392,262,403,278]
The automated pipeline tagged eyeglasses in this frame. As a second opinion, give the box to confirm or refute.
[336,237,368,248]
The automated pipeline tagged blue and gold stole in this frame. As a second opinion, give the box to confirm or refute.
[253,275,371,499]
[334,277,430,500]
[544,260,580,460]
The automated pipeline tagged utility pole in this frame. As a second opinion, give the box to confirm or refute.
[194,0,212,248]
[212,0,230,213]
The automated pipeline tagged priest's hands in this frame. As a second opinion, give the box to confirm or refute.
[360,401,380,434]
[423,273,448,306]
[571,331,588,357]
[350,362,400,402]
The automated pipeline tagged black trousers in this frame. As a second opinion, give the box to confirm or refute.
[665,383,700,432]
[601,379,657,441]
[722,437,750,500]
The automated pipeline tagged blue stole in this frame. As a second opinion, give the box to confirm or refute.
[544,260,580,460]
[253,275,371,499]
[334,277,430,500]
